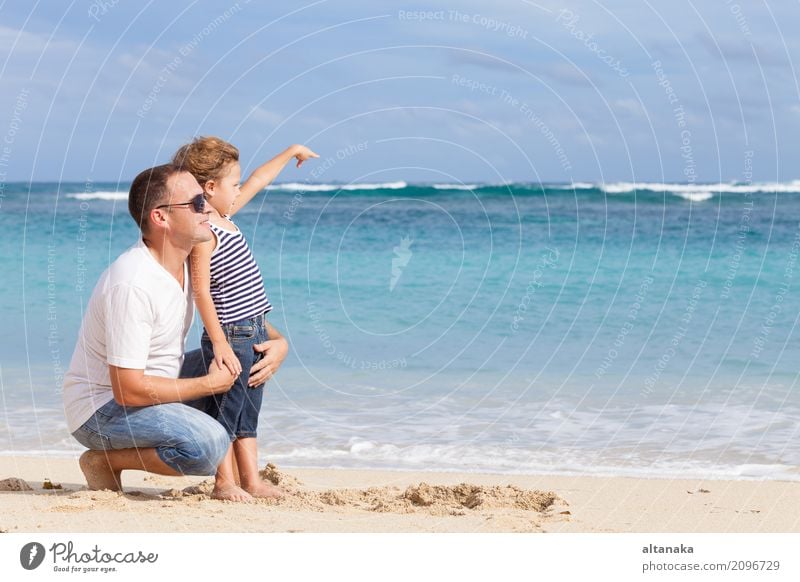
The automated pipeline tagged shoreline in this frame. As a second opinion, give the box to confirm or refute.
[0,450,797,484]
[1,455,799,532]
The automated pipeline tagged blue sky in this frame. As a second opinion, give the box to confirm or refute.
[0,0,798,183]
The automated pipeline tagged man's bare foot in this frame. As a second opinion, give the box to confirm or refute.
[243,480,284,499]
[212,482,253,502]
[79,451,122,491]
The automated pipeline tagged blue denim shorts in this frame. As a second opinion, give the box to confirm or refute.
[71,399,229,476]
[180,312,268,441]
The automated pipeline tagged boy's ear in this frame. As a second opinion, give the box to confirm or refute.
[204,179,216,194]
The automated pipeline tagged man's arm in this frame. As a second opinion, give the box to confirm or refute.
[247,322,289,387]
[229,145,319,216]
[109,364,235,407]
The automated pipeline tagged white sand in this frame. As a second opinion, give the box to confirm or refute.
[1,455,799,532]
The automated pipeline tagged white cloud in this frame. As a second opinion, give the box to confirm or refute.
[248,106,284,125]
[613,98,645,117]
[0,24,79,55]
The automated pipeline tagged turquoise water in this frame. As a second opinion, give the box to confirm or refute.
[2,180,800,479]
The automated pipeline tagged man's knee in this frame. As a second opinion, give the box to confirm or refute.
[204,422,230,470]
[184,422,229,475]
[161,413,229,476]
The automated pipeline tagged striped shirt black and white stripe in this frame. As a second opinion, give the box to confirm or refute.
[208,218,272,324]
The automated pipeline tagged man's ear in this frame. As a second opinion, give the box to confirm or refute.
[149,207,169,231]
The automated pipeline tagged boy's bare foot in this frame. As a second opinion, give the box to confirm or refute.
[212,483,253,502]
[243,480,284,499]
[79,451,122,491]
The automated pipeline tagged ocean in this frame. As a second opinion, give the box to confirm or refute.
[2,180,800,480]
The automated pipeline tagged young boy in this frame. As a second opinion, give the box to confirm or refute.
[173,137,318,501]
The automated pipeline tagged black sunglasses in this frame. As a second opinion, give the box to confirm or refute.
[156,193,206,213]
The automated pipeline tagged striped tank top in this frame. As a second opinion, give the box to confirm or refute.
[208,217,272,324]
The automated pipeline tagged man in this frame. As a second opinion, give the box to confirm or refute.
[63,164,287,493]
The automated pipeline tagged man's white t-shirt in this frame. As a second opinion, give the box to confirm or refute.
[63,239,193,433]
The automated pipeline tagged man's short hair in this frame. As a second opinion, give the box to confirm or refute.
[128,164,182,233]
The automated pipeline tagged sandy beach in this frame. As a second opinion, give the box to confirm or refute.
[0,455,797,533]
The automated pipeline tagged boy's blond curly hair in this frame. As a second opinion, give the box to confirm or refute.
[172,136,239,186]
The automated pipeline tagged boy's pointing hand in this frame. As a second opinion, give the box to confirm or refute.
[292,144,319,168]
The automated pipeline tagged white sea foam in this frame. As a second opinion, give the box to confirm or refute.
[257,398,800,481]
[2,437,798,480]
[60,181,800,198]
[264,442,800,481]
[8,396,800,481]
[270,181,408,192]
[674,191,715,202]
[431,183,479,190]
[269,183,339,192]
[550,182,596,190]
[66,191,127,200]
[601,181,800,195]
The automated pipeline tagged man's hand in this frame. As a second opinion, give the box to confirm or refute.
[249,337,289,387]
[291,144,319,168]
[205,363,237,395]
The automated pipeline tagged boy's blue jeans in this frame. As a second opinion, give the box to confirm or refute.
[182,312,268,442]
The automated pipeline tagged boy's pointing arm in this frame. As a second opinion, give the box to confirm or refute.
[230,144,319,215]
